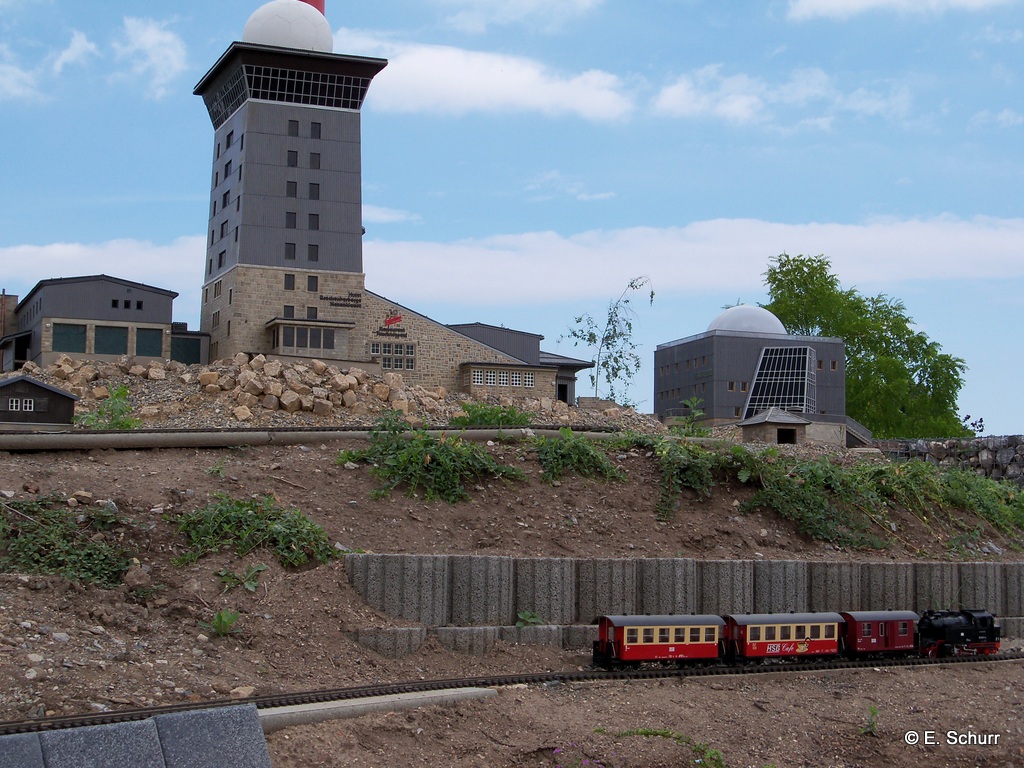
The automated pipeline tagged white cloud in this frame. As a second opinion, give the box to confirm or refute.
[435,0,603,33]
[363,205,422,224]
[112,17,187,100]
[654,65,910,125]
[526,170,615,201]
[978,23,1024,43]
[337,30,632,120]
[52,31,98,75]
[788,0,1014,20]
[0,44,37,100]
[970,108,1024,128]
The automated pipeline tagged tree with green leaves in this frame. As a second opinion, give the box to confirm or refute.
[565,276,654,407]
[761,253,970,439]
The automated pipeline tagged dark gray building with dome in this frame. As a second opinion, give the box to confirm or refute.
[654,305,868,445]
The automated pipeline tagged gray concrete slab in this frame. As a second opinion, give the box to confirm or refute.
[1004,565,1024,616]
[915,562,960,612]
[498,624,563,647]
[809,561,861,612]
[958,562,1004,615]
[155,704,270,768]
[450,555,514,626]
[999,616,1022,640]
[861,562,914,610]
[40,718,166,768]
[637,558,698,615]
[0,732,44,768]
[435,627,500,655]
[345,553,451,625]
[698,560,754,615]
[562,624,598,651]
[353,627,428,658]
[754,560,809,613]
[514,557,576,626]
[576,558,638,621]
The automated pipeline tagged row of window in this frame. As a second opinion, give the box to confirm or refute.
[285,212,320,230]
[273,325,336,352]
[861,621,910,638]
[748,624,837,642]
[51,323,163,357]
[625,626,719,645]
[286,181,320,199]
[111,299,144,311]
[371,342,416,371]
[215,129,241,160]
[467,369,535,388]
[287,150,320,169]
[285,242,320,261]
[285,274,319,292]
[288,120,322,139]
[5,398,35,412]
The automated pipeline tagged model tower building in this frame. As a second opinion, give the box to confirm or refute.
[194,0,386,361]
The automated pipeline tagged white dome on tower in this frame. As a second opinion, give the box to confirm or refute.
[242,0,334,53]
[707,305,787,335]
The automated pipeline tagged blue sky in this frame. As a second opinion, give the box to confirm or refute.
[1,0,1022,434]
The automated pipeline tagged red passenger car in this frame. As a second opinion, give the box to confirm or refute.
[724,613,844,660]
[838,611,918,656]
[593,615,726,667]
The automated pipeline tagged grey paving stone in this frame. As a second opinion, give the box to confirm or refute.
[697,560,754,615]
[754,560,809,613]
[435,627,499,655]
[915,562,960,612]
[353,627,428,658]
[0,732,44,768]
[40,719,166,768]
[809,561,861,612]
[637,558,698,615]
[861,562,914,610]
[514,557,576,626]
[498,624,563,647]
[576,558,637,621]
[562,624,598,651]
[155,703,270,768]
[958,562,1004,615]
[1005,564,1024,616]
[450,555,514,626]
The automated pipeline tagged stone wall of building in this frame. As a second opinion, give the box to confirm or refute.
[877,436,1024,485]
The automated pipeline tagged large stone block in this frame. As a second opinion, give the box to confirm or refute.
[860,563,914,610]
[0,733,44,768]
[345,553,451,626]
[808,562,862,612]
[514,558,576,626]
[637,558,698,615]
[1005,564,1024,616]
[498,625,564,647]
[576,558,638,621]
[353,627,428,658]
[958,562,1004,615]
[914,563,960,612]
[999,616,1023,640]
[436,627,500,655]
[698,560,754,615]
[40,719,165,768]
[155,704,271,768]
[754,560,809,613]
[450,556,514,626]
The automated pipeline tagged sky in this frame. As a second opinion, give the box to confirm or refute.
[1,0,1022,434]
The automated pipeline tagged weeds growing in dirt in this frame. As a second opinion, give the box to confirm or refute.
[532,429,625,484]
[0,496,129,588]
[615,728,726,768]
[338,411,523,503]
[200,609,241,637]
[515,610,545,627]
[74,385,140,430]
[449,402,531,428]
[217,563,268,593]
[860,705,880,737]
[172,493,336,568]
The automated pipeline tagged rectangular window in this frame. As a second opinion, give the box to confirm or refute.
[831,360,838,371]
[658,628,670,644]
[381,357,392,369]
[825,625,836,639]
[795,625,806,640]
[307,275,318,292]
[765,626,776,641]
[472,369,484,386]
[308,213,319,230]
[136,301,143,310]
[642,628,654,644]
[287,150,298,167]
[226,130,234,147]
[8,398,21,412]
[862,623,872,638]
[780,626,791,640]
[370,342,381,355]
[228,289,232,305]
[749,626,761,642]
[234,226,238,241]
[211,311,220,329]
[810,625,821,639]
[626,628,638,645]
[94,325,128,355]
[288,119,299,137]
[309,328,321,348]
[382,343,392,355]
[404,357,414,370]
[223,160,232,178]
[286,212,297,229]
[323,329,334,350]
[899,621,909,637]
[405,344,414,357]
[393,344,404,356]
[283,305,295,319]
[296,327,308,348]
[510,371,521,387]
[485,370,496,386]
[284,273,295,290]
[111,299,118,309]
[286,181,297,198]
[674,628,686,643]
[283,327,295,347]
[310,152,320,169]
[136,328,163,357]
[393,357,404,370]
[524,372,535,388]
[309,182,320,200]
[308,244,319,261]
[689,627,700,643]
[498,371,509,386]
[704,627,716,642]
[728,381,735,391]
[306,306,318,320]
[217,250,225,268]
[310,121,321,139]
[285,242,296,260]
[220,221,228,238]
[123,300,131,309]
[213,280,222,299]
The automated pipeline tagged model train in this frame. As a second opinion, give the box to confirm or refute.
[592,609,1000,667]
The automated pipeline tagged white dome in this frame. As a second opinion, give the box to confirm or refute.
[707,305,787,335]
[243,0,334,53]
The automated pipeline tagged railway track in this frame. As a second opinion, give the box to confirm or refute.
[2,650,1021,737]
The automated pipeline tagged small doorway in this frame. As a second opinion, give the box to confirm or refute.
[776,428,797,445]
[557,383,569,403]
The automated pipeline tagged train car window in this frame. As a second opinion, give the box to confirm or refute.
[825,624,836,639]
[765,627,777,641]
[780,626,792,640]
[689,627,701,642]
[879,623,887,637]
[643,628,654,643]
[626,628,638,644]
[899,621,909,636]
[658,628,670,643]
[795,625,806,640]
[810,625,821,639]
[861,623,872,638]
[674,628,686,643]
[749,626,761,641]
[704,627,716,642]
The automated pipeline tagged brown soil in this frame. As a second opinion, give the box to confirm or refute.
[1,440,1021,767]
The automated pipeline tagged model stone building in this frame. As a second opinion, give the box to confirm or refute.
[193,0,589,401]
[654,305,869,445]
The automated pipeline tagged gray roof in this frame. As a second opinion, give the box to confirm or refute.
[737,407,811,427]
[0,374,79,401]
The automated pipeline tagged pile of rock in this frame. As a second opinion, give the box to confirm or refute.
[13,354,666,434]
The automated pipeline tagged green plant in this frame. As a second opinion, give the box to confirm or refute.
[338,412,523,503]
[515,610,545,627]
[0,496,130,588]
[207,459,227,479]
[449,402,531,428]
[217,563,268,593]
[532,429,625,484]
[74,385,140,430]
[616,727,726,768]
[172,493,336,568]
[200,609,241,637]
[668,396,712,437]
[860,705,879,737]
